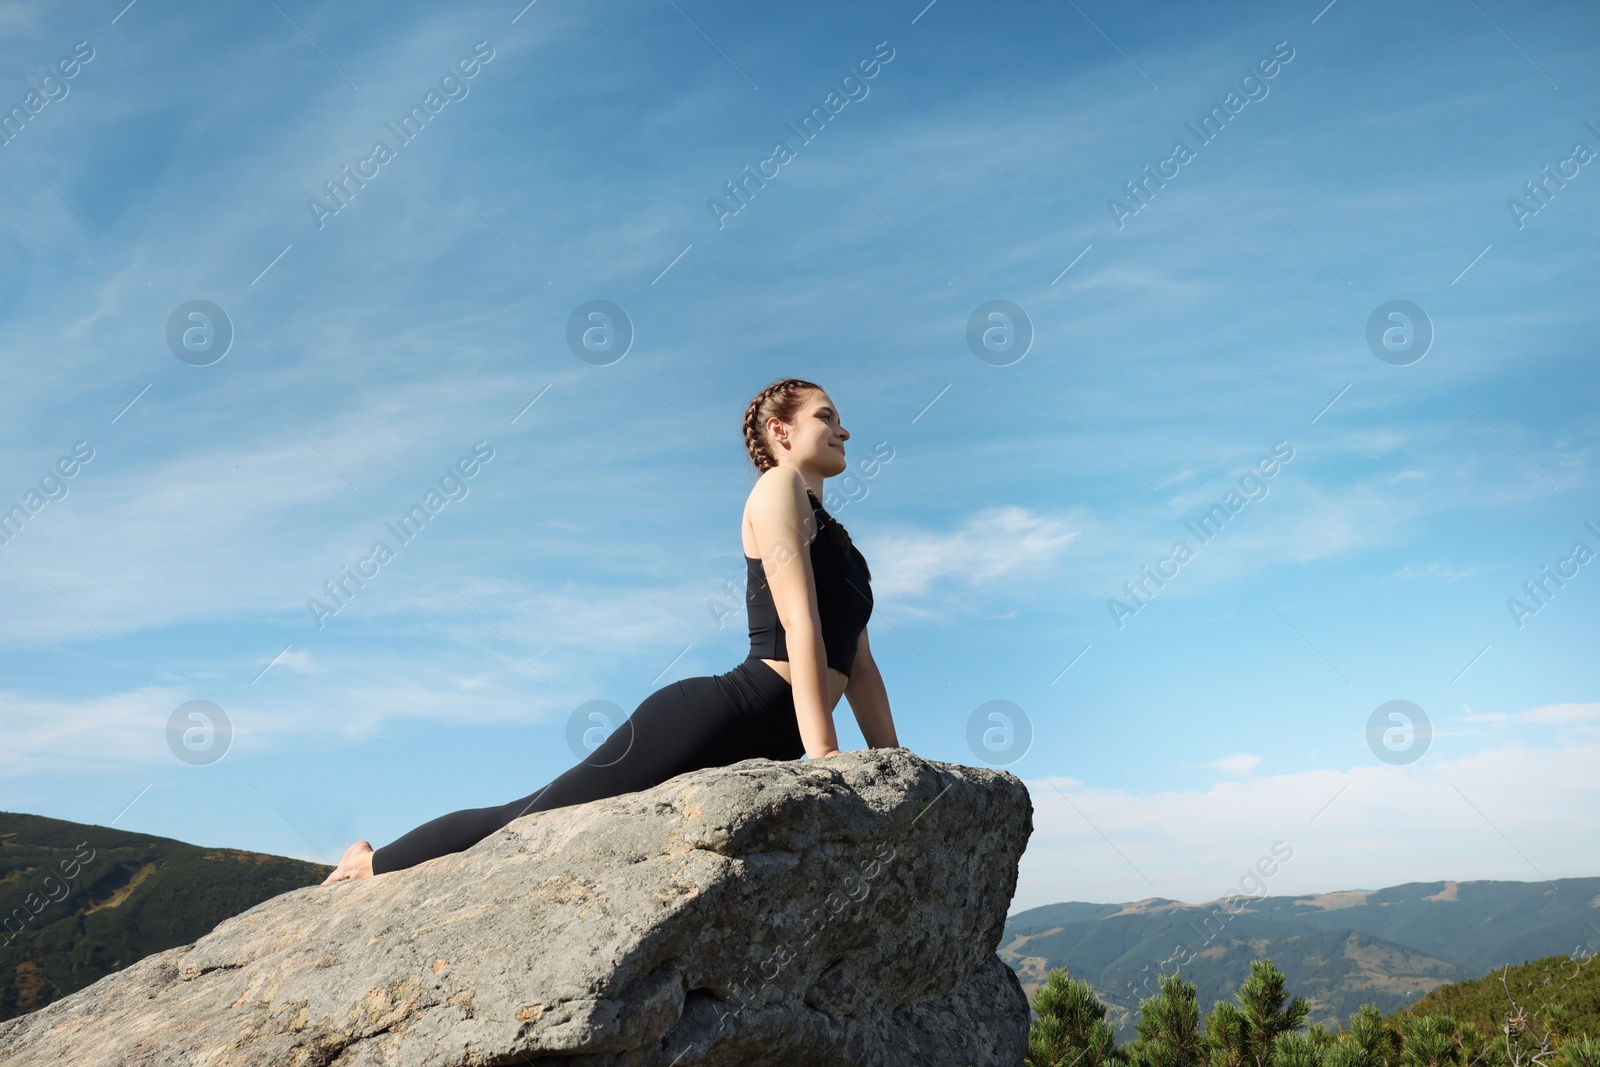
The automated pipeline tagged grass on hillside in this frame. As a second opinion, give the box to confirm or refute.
[1383,951,1600,1043]
[1,812,329,1020]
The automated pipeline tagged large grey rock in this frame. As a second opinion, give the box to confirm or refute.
[0,748,1031,1066]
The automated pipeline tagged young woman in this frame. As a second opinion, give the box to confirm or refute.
[321,378,900,882]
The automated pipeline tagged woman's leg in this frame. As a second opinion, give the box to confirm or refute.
[369,662,797,876]
[368,800,527,876]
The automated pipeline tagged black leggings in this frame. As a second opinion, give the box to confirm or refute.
[370,655,803,875]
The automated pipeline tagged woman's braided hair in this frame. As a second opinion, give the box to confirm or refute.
[741,378,870,581]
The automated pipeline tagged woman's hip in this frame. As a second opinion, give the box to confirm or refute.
[719,655,794,717]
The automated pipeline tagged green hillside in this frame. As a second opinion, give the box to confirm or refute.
[0,811,330,1021]
[1002,879,1600,1041]
[1383,951,1600,1041]
[1001,905,1468,1037]
[1024,955,1600,1067]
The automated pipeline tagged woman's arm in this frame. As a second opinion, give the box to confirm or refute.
[784,626,838,758]
[844,627,899,749]
[749,469,839,758]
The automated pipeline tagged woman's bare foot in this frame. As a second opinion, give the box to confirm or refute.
[322,840,375,884]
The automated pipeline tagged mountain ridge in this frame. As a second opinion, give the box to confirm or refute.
[1,809,330,1020]
[1002,876,1600,1038]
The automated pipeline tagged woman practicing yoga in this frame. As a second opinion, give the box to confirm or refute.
[322,378,901,883]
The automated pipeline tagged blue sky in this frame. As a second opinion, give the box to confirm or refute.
[1,0,1596,918]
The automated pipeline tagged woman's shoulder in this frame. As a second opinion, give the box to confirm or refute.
[745,466,814,510]
[743,469,821,551]
[750,465,803,489]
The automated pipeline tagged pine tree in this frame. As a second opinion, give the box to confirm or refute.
[1324,1037,1375,1067]
[1401,1014,1463,1067]
[1347,1003,1403,1067]
[1272,1031,1322,1067]
[1208,1001,1251,1067]
[1450,1021,1493,1067]
[1560,1036,1600,1067]
[1205,958,1311,1067]
[1131,971,1205,1067]
[1317,1011,1437,1067]
[1027,966,1128,1067]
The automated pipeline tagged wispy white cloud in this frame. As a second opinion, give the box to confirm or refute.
[1017,722,1600,913]
[867,505,1086,601]
[1387,561,1496,585]
[273,647,320,675]
[1460,701,1600,729]
[1210,752,1261,774]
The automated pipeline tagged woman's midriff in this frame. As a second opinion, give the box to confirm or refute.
[758,658,849,713]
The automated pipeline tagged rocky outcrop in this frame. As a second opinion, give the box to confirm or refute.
[0,748,1032,1066]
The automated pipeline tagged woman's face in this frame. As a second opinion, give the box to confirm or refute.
[780,391,849,474]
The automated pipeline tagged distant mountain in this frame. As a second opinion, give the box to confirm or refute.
[1218,879,1600,976]
[0,811,329,1021]
[1001,877,1600,1039]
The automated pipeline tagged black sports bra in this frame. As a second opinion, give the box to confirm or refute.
[745,498,873,678]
